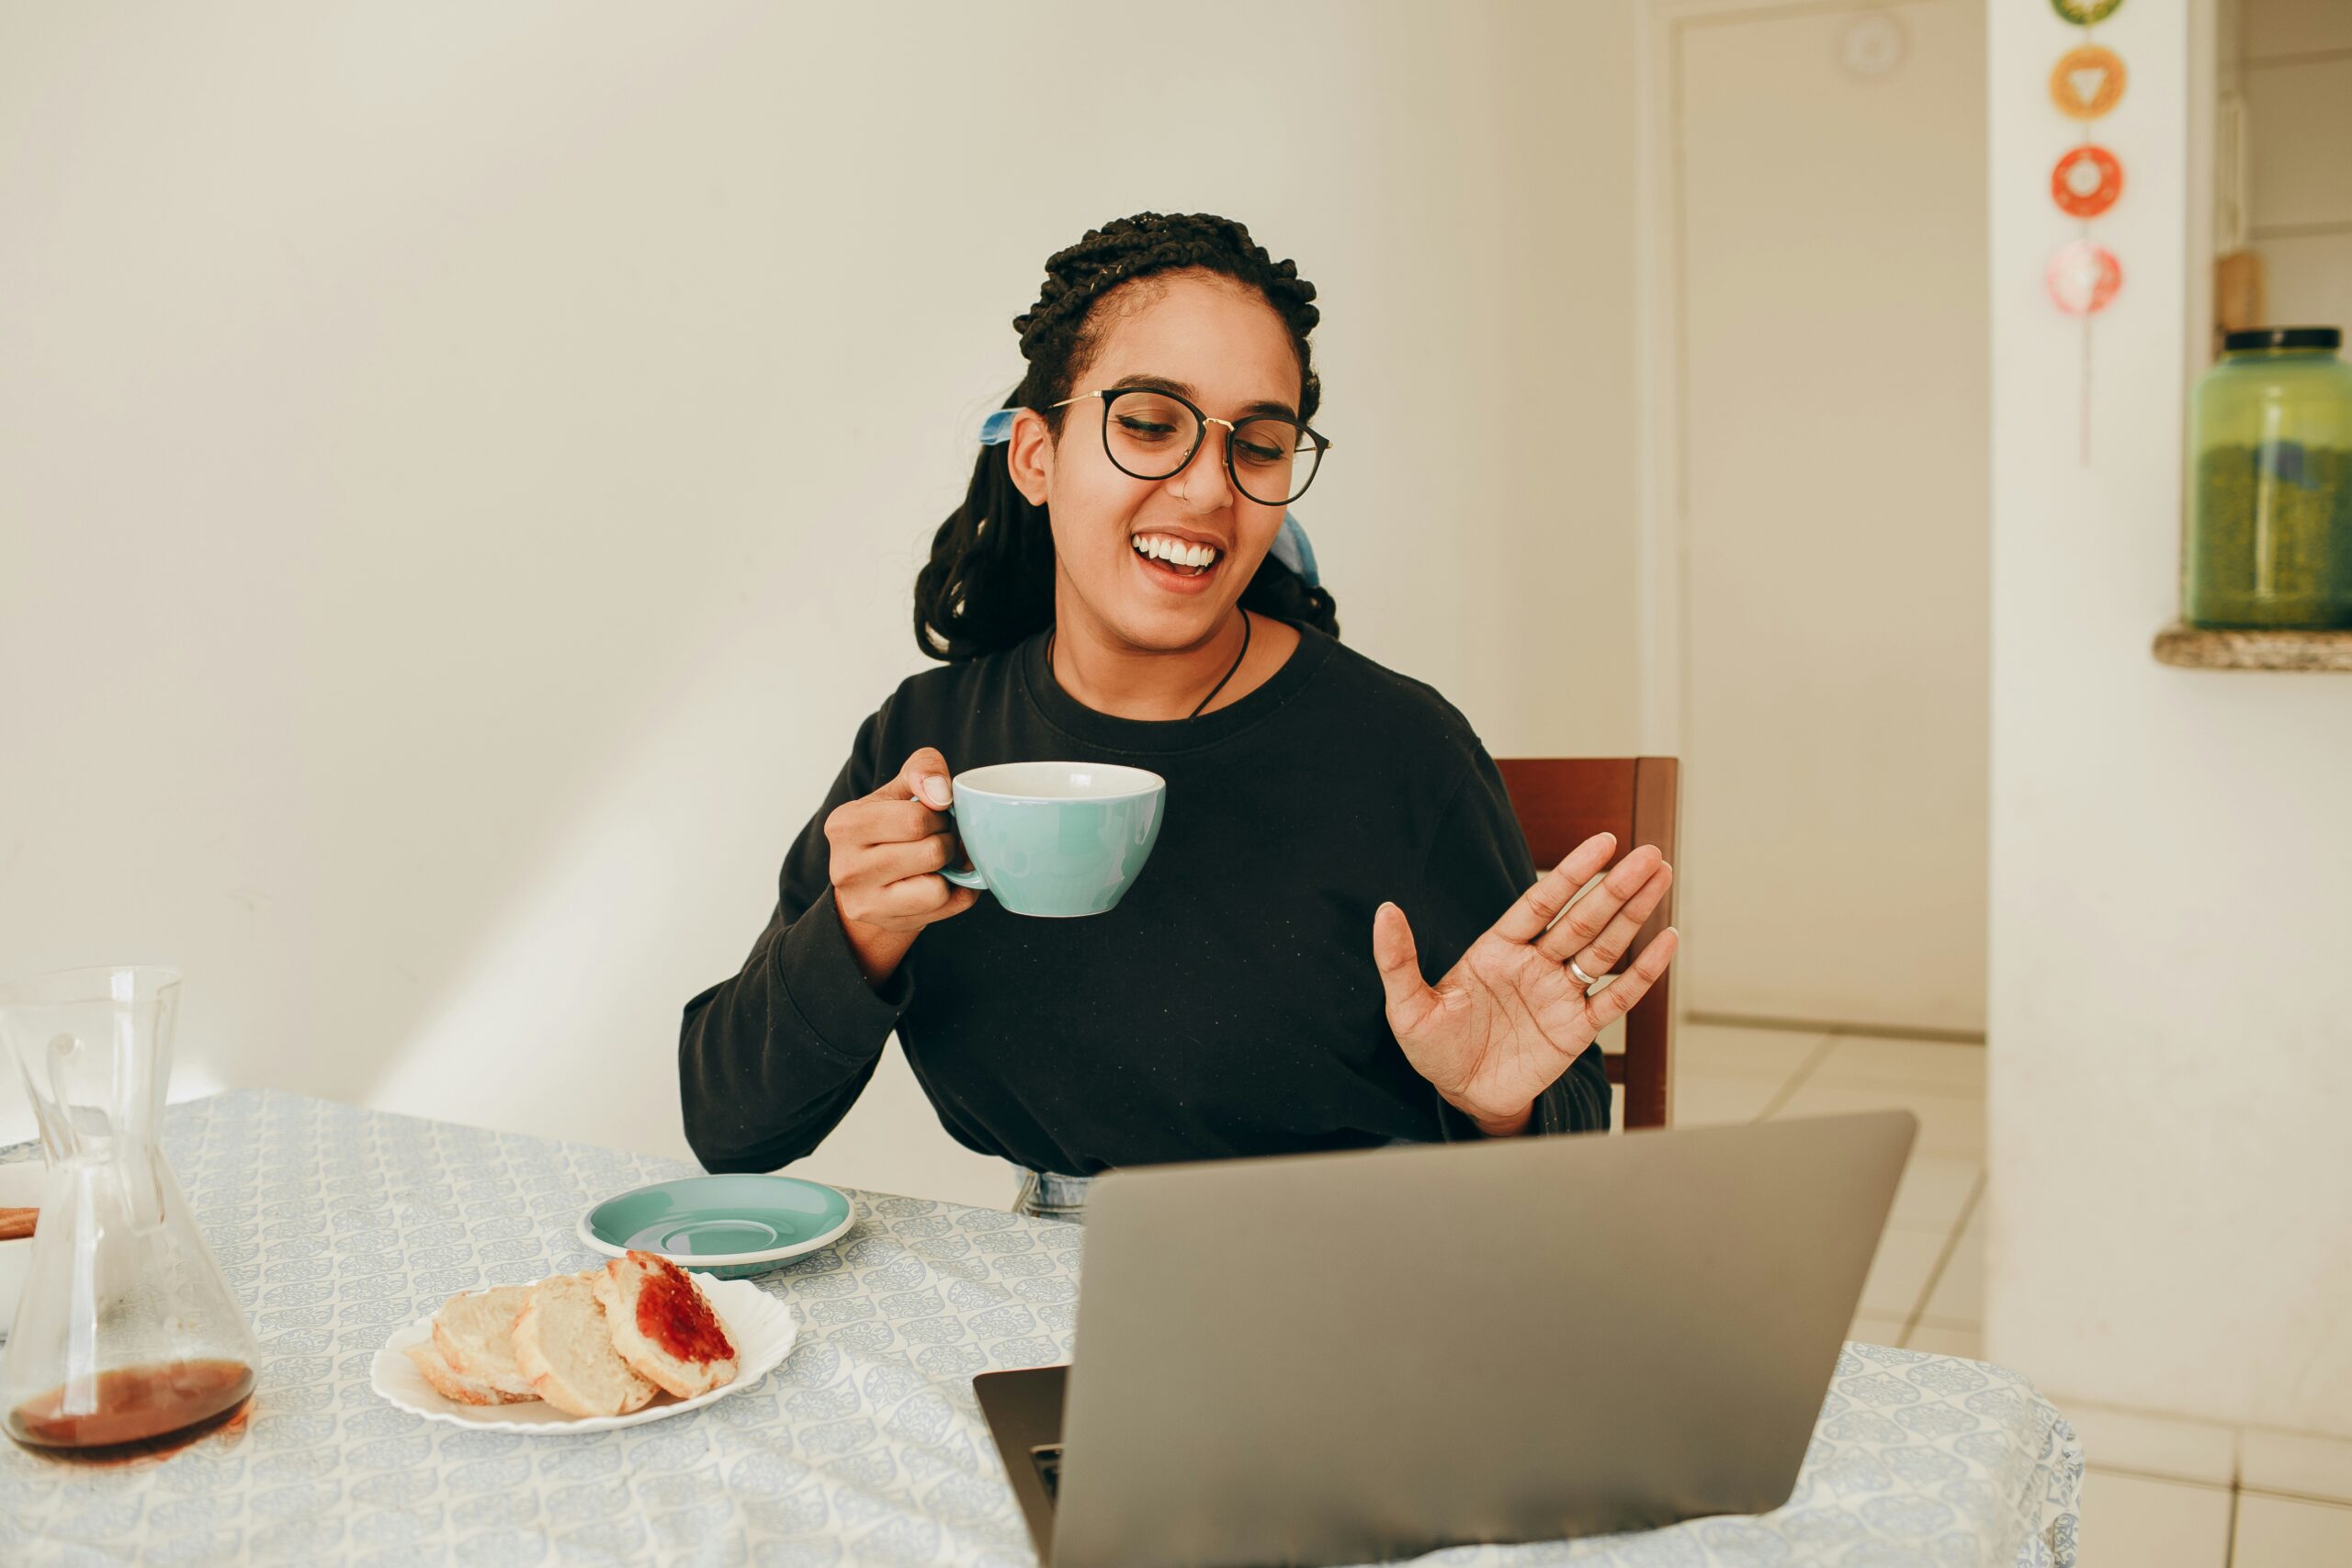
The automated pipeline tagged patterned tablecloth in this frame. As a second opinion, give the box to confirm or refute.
[0,1090,2081,1567]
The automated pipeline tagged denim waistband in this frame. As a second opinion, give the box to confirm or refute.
[1011,1168,1092,1224]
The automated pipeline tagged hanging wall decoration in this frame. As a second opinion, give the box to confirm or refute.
[2047,241,2123,315]
[2051,145,2124,219]
[2046,5,2127,461]
[2049,44,2128,120]
[2049,0,2124,26]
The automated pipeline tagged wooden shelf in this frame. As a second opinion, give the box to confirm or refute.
[2153,623,2352,671]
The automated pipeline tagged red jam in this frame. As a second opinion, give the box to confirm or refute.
[631,1251,734,1363]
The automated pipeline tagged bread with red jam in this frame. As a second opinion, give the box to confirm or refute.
[593,1249,740,1399]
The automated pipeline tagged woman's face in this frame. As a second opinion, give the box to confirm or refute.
[1008,269,1302,653]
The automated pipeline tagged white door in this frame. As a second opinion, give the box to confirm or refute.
[1669,0,1989,1033]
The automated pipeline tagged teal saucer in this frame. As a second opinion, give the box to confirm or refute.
[578,1174,855,1280]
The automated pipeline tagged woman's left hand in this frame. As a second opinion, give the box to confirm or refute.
[1374,833,1679,1135]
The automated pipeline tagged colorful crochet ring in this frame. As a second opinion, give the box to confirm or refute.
[2051,145,2124,219]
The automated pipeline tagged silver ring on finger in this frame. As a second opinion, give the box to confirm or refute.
[1569,957,1605,989]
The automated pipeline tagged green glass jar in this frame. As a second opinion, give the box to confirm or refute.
[2184,327,2352,628]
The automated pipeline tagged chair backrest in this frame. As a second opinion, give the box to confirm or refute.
[1492,758,1680,1129]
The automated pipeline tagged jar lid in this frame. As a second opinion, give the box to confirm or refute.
[2222,326,2340,352]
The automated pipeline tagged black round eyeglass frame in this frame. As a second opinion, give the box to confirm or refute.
[1046,387,1332,508]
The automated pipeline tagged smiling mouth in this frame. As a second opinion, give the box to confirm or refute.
[1131,532,1222,577]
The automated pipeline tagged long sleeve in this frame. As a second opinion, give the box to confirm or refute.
[1414,750,1614,1141]
[678,707,913,1172]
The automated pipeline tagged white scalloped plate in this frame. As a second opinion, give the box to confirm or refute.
[370,1276,797,1433]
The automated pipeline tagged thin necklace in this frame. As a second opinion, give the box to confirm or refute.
[1047,610,1252,720]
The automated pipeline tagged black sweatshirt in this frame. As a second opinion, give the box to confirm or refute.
[678,622,1611,1177]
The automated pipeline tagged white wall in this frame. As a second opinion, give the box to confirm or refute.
[1987,0,2352,1437]
[0,3,1645,1203]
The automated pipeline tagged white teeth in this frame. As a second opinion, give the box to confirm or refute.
[1132,534,1219,569]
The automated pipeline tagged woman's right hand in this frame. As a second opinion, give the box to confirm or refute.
[826,747,980,987]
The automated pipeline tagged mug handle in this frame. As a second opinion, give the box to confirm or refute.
[938,804,986,891]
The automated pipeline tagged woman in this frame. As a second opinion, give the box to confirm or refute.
[679,212,1677,1221]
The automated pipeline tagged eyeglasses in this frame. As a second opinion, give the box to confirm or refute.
[1048,386,1331,508]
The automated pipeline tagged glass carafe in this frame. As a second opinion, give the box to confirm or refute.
[0,966,256,1456]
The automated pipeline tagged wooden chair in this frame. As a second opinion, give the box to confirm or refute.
[1493,758,1680,1129]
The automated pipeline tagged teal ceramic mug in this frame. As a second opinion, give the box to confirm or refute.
[940,761,1166,918]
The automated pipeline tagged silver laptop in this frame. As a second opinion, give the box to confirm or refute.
[975,1110,1916,1568]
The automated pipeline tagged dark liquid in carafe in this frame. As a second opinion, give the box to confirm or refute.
[6,1358,254,1461]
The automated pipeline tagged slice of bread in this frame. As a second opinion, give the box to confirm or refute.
[594,1250,740,1400]
[404,1338,537,1406]
[511,1269,658,1417]
[429,1284,537,1401]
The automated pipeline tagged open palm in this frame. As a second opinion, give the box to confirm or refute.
[1374,833,1679,1132]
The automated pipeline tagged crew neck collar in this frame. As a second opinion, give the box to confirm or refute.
[1018,618,1333,755]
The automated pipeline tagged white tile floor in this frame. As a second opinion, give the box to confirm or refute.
[1665,1021,2352,1567]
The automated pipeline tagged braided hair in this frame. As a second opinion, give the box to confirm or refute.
[913,211,1340,660]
